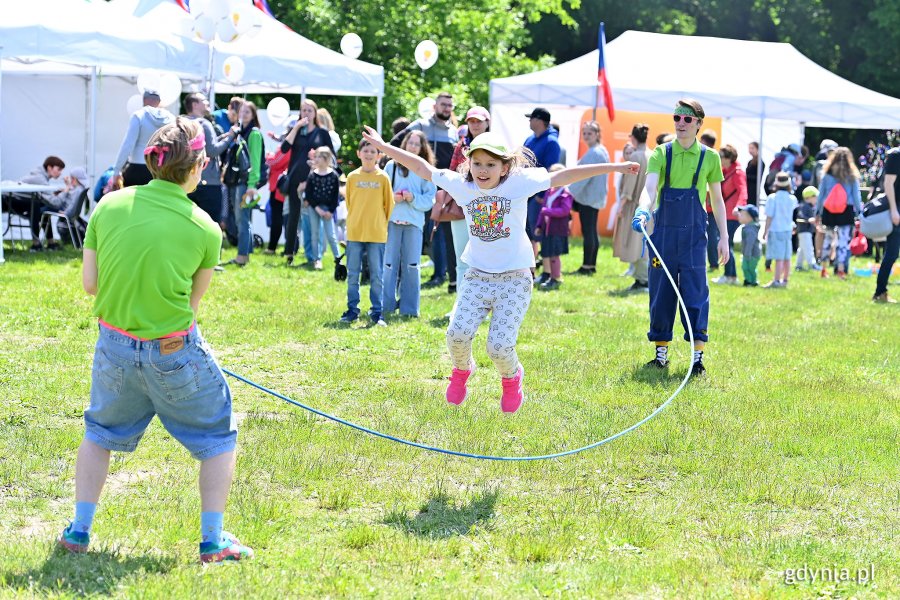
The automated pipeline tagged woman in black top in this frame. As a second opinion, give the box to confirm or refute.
[280,99,335,264]
[746,141,764,206]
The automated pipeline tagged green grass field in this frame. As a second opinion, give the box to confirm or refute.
[0,241,897,599]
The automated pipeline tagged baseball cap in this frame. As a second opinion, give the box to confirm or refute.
[787,143,802,155]
[465,132,511,159]
[143,89,161,100]
[465,106,490,122]
[524,107,551,122]
[737,204,759,219]
[802,185,819,199]
[819,139,838,152]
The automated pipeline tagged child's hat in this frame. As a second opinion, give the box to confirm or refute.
[802,185,819,199]
[737,204,759,219]
[774,172,792,189]
[465,132,511,159]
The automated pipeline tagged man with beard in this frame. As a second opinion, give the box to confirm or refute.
[391,93,459,290]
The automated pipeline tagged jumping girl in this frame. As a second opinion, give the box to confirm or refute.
[362,126,638,413]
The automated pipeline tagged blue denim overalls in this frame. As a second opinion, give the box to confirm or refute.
[647,142,710,343]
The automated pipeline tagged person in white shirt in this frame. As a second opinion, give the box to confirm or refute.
[362,126,638,413]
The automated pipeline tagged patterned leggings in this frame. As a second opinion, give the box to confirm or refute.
[820,224,852,272]
[446,268,533,378]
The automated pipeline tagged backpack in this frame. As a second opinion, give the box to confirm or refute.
[763,153,789,194]
[860,193,894,239]
[222,136,251,186]
[822,182,848,214]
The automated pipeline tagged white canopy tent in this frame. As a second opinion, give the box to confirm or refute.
[0,0,209,262]
[1,0,385,262]
[490,30,900,187]
[491,30,900,127]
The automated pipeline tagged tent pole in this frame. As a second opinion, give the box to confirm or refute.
[0,45,5,264]
[301,88,306,105]
[207,45,216,108]
[376,94,383,133]
[89,66,98,194]
[757,100,765,204]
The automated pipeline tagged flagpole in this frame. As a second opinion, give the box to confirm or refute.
[593,24,600,121]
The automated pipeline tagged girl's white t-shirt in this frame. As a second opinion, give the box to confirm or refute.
[432,167,550,273]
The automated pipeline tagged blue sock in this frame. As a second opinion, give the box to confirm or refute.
[200,512,224,546]
[72,501,97,534]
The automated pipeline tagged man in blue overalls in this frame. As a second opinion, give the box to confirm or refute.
[631,99,729,377]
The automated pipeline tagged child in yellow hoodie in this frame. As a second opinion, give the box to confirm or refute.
[341,139,394,325]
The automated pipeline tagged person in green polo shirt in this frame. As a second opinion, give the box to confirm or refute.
[58,118,253,563]
[632,99,729,377]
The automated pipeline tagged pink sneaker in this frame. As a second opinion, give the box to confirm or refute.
[500,365,525,413]
[446,363,475,405]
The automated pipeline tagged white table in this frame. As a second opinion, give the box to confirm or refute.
[1,180,63,262]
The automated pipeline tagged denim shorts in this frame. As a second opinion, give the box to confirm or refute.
[766,230,792,261]
[84,322,237,460]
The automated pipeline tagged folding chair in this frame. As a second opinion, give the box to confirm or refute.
[39,189,89,249]
[1,192,40,251]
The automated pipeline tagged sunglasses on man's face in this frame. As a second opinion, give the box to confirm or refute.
[673,114,697,124]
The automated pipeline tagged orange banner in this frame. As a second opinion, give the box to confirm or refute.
[569,109,722,237]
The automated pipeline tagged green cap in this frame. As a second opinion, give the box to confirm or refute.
[465,132,511,159]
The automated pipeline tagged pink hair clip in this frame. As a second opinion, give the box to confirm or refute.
[189,133,205,151]
[143,145,170,167]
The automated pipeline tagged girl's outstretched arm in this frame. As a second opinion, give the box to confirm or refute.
[362,126,436,182]
[550,161,639,188]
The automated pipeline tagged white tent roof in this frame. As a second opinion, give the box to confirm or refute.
[490,30,900,128]
[108,0,384,97]
[0,0,208,74]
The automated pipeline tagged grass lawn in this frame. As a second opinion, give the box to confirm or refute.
[0,239,897,599]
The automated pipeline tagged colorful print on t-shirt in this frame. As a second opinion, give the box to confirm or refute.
[468,196,510,241]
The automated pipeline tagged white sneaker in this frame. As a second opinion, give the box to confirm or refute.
[422,259,434,269]
[712,275,730,284]
[621,265,635,277]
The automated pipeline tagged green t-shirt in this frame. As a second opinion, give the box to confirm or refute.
[646,140,724,205]
[84,179,222,338]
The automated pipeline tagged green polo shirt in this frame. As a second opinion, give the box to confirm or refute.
[84,179,222,338]
[647,140,724,205]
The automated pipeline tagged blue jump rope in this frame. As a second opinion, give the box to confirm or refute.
[223,225,692,461]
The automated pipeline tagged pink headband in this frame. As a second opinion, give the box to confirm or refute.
[189,133,205,151]
[143,133,205,167]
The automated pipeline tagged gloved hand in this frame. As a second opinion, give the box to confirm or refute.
[632,209,651,233]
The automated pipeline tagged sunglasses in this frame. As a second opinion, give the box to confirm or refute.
[673,115,698,124]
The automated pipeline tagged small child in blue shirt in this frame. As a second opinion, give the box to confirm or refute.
[763,172,798,287]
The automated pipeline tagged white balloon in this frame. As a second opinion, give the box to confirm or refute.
[157,73,182,108]
[136,69,160,95]
[244,8,263,37]
[202,0,228,21]
[192,15,216,43]
[266,97,290,126]
[418,97,435,119]
[340,33,363,59]
[216,16,239,43]
[126,94,143,116]
[414,40,439,70]
[223,56,245,84]
[229,5,252,35]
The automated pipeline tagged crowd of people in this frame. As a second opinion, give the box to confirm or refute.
[23,90,897,565]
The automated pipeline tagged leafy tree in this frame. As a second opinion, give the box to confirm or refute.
[261,0,577,163]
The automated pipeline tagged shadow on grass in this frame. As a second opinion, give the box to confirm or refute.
[384,488,499,539]
[1,546,176,596]
[630,363,685,383]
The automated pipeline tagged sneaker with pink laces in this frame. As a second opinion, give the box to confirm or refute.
[500,365,525,413]
[446,363,475,405]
